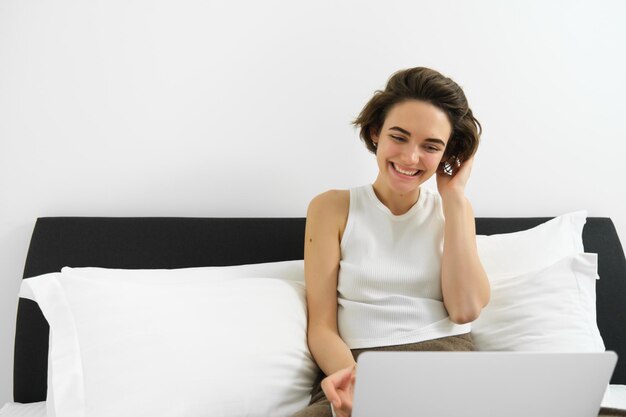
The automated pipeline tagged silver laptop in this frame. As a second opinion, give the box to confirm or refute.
[352,351,617,417]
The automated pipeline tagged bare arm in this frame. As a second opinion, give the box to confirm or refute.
[437,157,490,324]
[304,191,356,376]
[440,194,490,323]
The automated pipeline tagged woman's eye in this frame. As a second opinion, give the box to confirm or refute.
[391,135,406,142]
[426,146,440,152]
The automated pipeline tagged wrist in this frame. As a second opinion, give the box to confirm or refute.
[441,194,469,221]
[440,190,466,206]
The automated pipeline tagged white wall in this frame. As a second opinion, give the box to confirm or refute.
[1,0,625,405]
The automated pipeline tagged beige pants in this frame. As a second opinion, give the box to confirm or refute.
[289,333,474,417]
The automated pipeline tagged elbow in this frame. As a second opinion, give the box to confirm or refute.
[446,285,491,325]
[446,300,487,324]
[448,310,480,324]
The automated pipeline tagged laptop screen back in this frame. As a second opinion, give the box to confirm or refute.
[353,351,617,417]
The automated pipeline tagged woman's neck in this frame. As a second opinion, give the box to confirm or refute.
[371,180,421,216]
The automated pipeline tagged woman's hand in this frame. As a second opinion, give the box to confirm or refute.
[436,156,474,200]
[321,364,357,417]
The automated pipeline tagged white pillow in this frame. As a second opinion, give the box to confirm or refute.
[19,262,316,417]
[472,252,605,352]
[476,210,586,277]
[60,259,305,283]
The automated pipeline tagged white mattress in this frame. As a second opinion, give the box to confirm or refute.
[3,386,626,416]
[0,402,45,417]
[604,385,626,410]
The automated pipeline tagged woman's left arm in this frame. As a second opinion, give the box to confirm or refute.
[437,157,490,324]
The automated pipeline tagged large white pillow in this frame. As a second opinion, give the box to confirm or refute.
[472,252,605,352]
[60,259,305,283]
[19,262,316,417]
[476,210,586,277]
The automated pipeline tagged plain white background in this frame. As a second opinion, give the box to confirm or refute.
[1,0,625,406]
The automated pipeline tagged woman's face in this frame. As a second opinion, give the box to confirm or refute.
[372,99,452,196]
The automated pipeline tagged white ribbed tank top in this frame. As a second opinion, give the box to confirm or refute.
[337,184,471,349]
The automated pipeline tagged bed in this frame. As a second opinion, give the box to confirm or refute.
[4,214,626,416]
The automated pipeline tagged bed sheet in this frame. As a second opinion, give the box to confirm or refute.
[603,385,626,411]
[3,386,626,416]
[0,401,45,417]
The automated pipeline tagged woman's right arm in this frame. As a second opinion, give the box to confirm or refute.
[304,190,357,378]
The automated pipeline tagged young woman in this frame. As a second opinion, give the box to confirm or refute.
[294,67,489,417]
[292,67,490,417]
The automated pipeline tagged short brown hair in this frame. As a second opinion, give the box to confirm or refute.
[352,67,482,175]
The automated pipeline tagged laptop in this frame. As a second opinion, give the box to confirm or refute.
[352,351,617,417]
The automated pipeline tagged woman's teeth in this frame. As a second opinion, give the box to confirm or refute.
[392,163,419,176]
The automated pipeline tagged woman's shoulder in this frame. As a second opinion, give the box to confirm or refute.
[307,189,350,216]
[306,190,351,239]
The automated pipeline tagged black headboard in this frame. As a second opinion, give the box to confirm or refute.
[13,216,626,403]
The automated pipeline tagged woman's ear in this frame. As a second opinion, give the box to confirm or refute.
[370,127,379,146]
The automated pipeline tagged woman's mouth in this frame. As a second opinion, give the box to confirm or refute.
[391,162,422,178]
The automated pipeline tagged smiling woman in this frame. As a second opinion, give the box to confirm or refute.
[293,67,489,417]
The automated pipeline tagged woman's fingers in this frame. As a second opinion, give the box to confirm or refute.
[321,365,357,410]
[321,373,347,408]
[437,155,476,198]
[321,377,340,408]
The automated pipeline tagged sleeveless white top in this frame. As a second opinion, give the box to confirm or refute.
[337,184,471,349]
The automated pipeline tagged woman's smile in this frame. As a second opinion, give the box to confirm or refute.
[390,162,423,178]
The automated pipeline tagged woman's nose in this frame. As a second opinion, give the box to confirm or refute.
[403,145,420,164]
